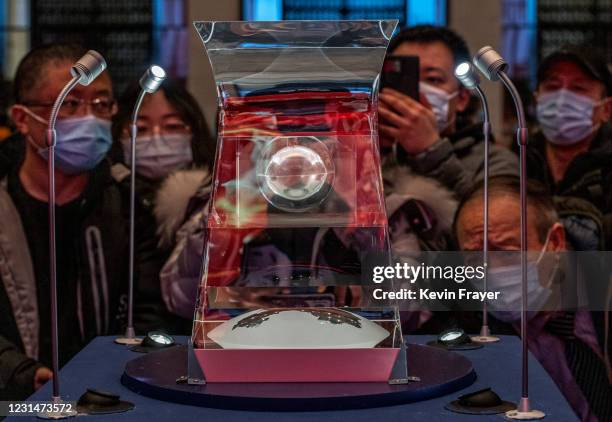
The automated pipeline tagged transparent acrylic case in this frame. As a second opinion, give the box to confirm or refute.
[191,20,404,383]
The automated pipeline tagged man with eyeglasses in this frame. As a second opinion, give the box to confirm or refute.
[0,43,128,400]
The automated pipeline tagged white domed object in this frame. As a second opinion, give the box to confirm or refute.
[207,308,390,349]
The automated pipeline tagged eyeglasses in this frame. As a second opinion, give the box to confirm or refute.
[23,97,117,119]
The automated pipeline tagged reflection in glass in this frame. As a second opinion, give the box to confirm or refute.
[190,20,405,383]
[257,137,334,212]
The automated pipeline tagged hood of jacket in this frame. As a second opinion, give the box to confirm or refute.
[383,160,458,237]
[153,168,211,249]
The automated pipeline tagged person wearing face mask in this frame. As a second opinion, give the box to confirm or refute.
[109,78,215,333]
[379,26,518,201]
[455,176,611,422]
[527,46,612,249]
[0,43,129,400]
[377,27,519,324]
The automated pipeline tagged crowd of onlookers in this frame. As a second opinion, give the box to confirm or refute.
[0,25,609,421]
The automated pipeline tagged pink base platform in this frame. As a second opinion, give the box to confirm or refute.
[195,348,400,382]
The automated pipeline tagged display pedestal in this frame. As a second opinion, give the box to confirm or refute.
[194,346,399,383]
[121,343,476,411]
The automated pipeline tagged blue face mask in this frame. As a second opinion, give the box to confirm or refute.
[21,107,112,175]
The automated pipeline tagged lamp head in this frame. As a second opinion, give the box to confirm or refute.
[455,62,480,89]
[139,65,166,93]
[472,46,508,81]
[70,50,107,86]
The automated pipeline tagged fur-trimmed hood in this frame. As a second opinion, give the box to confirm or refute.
[154,168,211,249]
[384,165,458,237]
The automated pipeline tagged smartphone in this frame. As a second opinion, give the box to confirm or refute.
[381,55,419,100]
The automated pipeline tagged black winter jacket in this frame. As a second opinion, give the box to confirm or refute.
[0,133,129,400]
[524,123,612,248]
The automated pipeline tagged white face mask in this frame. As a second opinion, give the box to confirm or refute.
[420,82,458,133]
[471,232,559,323]
[536,88,602,146]
[121,133,193,180]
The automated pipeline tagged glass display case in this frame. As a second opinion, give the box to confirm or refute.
[190,20,404,383]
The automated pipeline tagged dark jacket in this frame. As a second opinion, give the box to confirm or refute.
[111,164,209,334]
[0,133,129,400]
[0,132,24,179]
[524,123,612,248]
[395,123,519,199]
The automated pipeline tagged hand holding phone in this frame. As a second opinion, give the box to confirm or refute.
[379,55,440,154]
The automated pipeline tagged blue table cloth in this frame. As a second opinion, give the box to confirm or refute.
[11,335,578,421]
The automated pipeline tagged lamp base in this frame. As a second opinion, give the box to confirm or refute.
[505,409,546,420]
[36,398,77,420]
[471,335,500,343]
[471,325,500,343]
[114,337,143,345]
[506,398,546,420]
[115,327,142,345]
